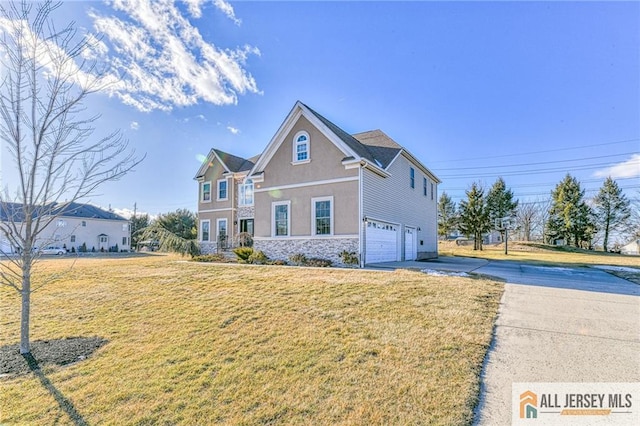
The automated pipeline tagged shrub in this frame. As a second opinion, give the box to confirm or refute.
[191,253,226,263]
[289,253,307,266]
[233,247,254,261]
[305,258,333,267]
[71,246,76,253]
[235,232,253,248]
[248,250,269,265]
[269,259,288,266]
[80,242,87,253]
[339,250,359,266]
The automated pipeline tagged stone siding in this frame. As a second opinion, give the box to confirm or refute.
[199,242,218,254]
[237,206,254,219]
[254,237,359,266]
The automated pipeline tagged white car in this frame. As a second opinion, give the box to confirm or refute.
[39,246,66,255]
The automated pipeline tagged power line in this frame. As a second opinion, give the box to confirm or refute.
[432,152,637,172]
[429,137,639,164]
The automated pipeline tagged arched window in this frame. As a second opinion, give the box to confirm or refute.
[293,131,310,163]
[239,179,254,206]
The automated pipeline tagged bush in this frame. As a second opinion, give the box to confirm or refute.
[269,259,288,266]
[339,250,359,266]
[233,247,254,261]
[191,253,226,262]
[305,258,333,267]
[80,242,87,253]
[248,250,269,265]
[289,253,307,266]
[235,232,253,248]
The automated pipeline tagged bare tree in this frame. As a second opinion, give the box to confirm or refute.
[515,202,538,241]
[0,1,143,354]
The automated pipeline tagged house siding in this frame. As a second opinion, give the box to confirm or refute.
[362,153,438,259]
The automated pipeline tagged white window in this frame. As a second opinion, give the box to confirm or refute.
[410,167,415,189]
[217,219,228,239]
[431,182,434,200]
[423,177,428,196]
[99,236,108,243]
[122,223,129,232]
[202,181,211,202]
[201,220,210,242]
[71,235,76,243]
[312,196,333,236]
[217,179,228,201]
[122,237,128,246]
[293,131,310,163]
[57,219,66,227]
[272,201,290,237]
[239,179,254,206]
[81,221,86,227]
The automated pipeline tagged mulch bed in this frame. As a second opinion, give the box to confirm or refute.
[0,337,107,377]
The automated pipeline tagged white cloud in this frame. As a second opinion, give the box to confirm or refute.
[213,0,242,26]
[594,154,640,179]
[81,0,259,112]
[130,121,140,130]
[227,125,240,134]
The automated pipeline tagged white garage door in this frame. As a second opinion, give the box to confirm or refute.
[366,220,398,263]
[405,227,416,261]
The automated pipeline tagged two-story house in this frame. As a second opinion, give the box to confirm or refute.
[0,202,131,254]
[194,101,440,266]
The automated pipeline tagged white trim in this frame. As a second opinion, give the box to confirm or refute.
[255,176,358,193]
[292,130,310,164]
[311,196,334,236]
[200,219,211,242]
[271,200,291,237]
[238,179,254,206]
[201,181,212,202]
[254,234,358,241]
[198,207,234,213]
[217,178,229,201]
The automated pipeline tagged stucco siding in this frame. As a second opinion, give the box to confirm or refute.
[258,115,357,187]
[254,180,359,238]
[363,153,438,258]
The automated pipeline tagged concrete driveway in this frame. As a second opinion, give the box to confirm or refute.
[368,257,640,424]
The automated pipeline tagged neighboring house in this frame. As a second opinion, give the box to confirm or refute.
[194,101,441,265]
[0,202,131,254]
[620,239,640,255]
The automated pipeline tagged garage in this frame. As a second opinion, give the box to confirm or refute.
[404,227,416,261]
[365,220,399,263]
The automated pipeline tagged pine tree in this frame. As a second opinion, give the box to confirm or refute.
[486,177,519,239]
[458,182,491,250]
[546,174,595,248]
[437,192,458,239]
[593,177,631,251]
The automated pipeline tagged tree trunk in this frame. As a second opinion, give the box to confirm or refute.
[20,275,31,354]
[603,222,610,252]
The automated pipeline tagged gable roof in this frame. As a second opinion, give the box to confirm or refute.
[194,148,256,179]
[0,202,127,222]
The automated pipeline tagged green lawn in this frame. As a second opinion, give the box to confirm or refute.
[0,255,503,425]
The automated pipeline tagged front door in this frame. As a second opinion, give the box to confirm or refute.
[240,219,254,236]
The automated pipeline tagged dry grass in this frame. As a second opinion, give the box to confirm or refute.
[439,241,640,268]
[0,255,502,425]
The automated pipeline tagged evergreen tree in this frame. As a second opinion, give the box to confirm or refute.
[437,192,458,239]
[546,174,595,247]
[486,177,519,239]
[458,182,491,250]
[593,177,631,251]
[155,209,198,240]
[130,213,150,250]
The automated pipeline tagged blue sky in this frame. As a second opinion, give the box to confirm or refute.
[1,0,638,217]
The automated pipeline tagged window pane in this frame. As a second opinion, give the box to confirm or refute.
[202,222,210,241]
[203,183,211,201]
[410,167,415,188]
[315,200,331,235]
[218,181,227,199]
[275,205,288,236]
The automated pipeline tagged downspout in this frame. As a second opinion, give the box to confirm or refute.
[359,164,364,268]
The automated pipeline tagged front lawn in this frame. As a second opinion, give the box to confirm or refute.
[1,255,502,425]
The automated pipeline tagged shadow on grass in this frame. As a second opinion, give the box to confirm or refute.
[22,353,89,426]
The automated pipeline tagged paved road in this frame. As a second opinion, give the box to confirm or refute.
[369,257,640,424]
